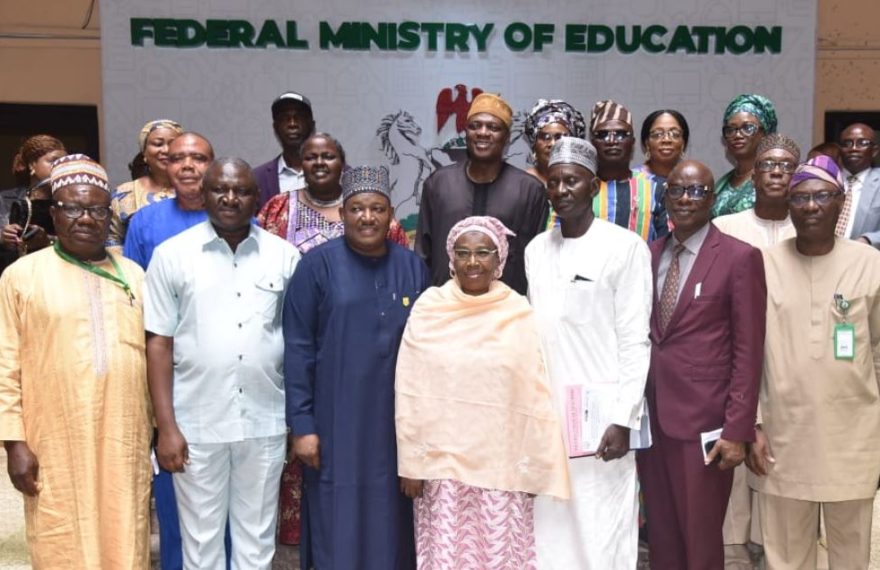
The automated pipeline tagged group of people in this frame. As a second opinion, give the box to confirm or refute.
[0,86,879,570]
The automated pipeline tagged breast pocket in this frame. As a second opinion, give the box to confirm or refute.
[254,274,284,325]
[563,281,610,324]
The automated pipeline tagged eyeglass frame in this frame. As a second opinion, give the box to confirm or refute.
[648,129,684,141]
[787,190,843,206]
[722,123,761,139]
[664,184,712,200]
[592,130,633,143]
[452,248,499,262]
[839,138,875,150]
[54,201,112,221]
[755,160,797,173]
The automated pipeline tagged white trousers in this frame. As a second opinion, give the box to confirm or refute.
[173,434,286,570]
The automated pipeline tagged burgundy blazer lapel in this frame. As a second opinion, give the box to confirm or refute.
[663,224,721,334]
[649,234,669,342]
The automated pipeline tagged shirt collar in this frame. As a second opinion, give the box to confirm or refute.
[278,156,302,175]
[196,220,260,250]
[844,168,868,185]
[672,222,711,256]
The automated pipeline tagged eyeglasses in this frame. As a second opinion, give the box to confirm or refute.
[55,202,112,221]
[722,123,761,138]
[756,160,797,173]
[648,129,683,141]
[839,138,874,149]
[787,190,842,206]
[665,184,712,200]
[592,130,632,143]
[537,131,567,143]
[453,248,498,261]
[208,186,255,199]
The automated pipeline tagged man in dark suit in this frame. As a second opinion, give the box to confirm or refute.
[637,160,766,569]
[253,91,316,207]
[838,123,880,248]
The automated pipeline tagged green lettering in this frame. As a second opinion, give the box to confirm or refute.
[319,21,353,50]
[285,21,309,49]
[446,23,470,52]
[470,23,494,52]
[361,22,385,50]
[713,27,726,54]
[565,24,587,52]
[255,20,284,48]
[130,18,153,46]
[587,25,614,53]
[174,19,205,47]
[398,21,420,50]
[726,25,753,54]
[666,25,696,53]
[642,25,667,53]
[690,26,711,54]
[421,23,443,51]
[504,22,532,52]
[153,19,179,47]
[753,26,781,54]
[616,25,641,54]
[533,23,554,51]
[205,20,231,47]
[227,20,255,48]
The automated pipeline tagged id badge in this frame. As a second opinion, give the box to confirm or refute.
[834,323,855,360]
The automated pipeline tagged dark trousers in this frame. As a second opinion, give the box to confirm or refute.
[637,429,734,570]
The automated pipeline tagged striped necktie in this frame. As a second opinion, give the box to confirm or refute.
[835,175,858,237]
[659,244,685,331]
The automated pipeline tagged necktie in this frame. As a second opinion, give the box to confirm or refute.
[659,244,685,331]
[835,175,858,237]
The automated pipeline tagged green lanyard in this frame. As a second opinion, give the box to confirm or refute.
[54,241,134,303]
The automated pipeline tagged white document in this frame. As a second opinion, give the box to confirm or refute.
[564,385,652,458]
[700,427,723,462]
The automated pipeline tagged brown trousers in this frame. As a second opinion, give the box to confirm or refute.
[757,493,873,570]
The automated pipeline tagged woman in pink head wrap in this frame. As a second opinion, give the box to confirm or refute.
[395,216,570,569]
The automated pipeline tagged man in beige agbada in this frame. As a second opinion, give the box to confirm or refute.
[747,154,880,569]
[0,154,152,568]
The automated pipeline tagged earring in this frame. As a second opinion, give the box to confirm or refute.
[449,268,455,279]
[494,266,503,279]
[680,150,687,160]
[644,151,651,161]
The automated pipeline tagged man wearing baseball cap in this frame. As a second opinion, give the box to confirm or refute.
[254,91,316,207]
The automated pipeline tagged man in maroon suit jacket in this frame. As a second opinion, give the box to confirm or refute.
[637,160,766,569]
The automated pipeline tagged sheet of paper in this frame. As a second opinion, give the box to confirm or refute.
[700,427,723,462]
[564,385,652,458]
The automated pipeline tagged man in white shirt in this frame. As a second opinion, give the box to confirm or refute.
[254,91,316,207]
[838,123,880,248]
[145,158,300,569]
[526,137,652,569]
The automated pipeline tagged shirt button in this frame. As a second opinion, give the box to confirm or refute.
[239,388,243,394]
[238,323,242,328]
[234,262,238,268]
[237,292,241,298]
[238,355,243,361]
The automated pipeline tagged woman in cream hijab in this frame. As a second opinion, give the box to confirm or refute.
[396,215,569,569]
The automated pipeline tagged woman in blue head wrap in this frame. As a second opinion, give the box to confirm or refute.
[713,94,778,217]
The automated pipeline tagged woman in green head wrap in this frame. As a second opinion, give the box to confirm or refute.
[713,94,777,217]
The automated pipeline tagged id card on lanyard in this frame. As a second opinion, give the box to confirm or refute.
[833,294,855,360]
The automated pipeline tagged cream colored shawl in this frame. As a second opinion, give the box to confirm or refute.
[395,279,570,499]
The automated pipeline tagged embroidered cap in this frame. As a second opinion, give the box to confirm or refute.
[590,99,633,131]
[548,137,598,174]
[49,154,110,195]
[272,91,313,116]
[341,165,391,202]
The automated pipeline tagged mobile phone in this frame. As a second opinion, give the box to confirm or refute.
[22,226,39,241]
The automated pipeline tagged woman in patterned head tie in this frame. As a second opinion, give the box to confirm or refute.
[107,119,184,249]
[713,94,778,217]
[523,99,586,186]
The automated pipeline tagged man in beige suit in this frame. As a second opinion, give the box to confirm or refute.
[747,155,880,569]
